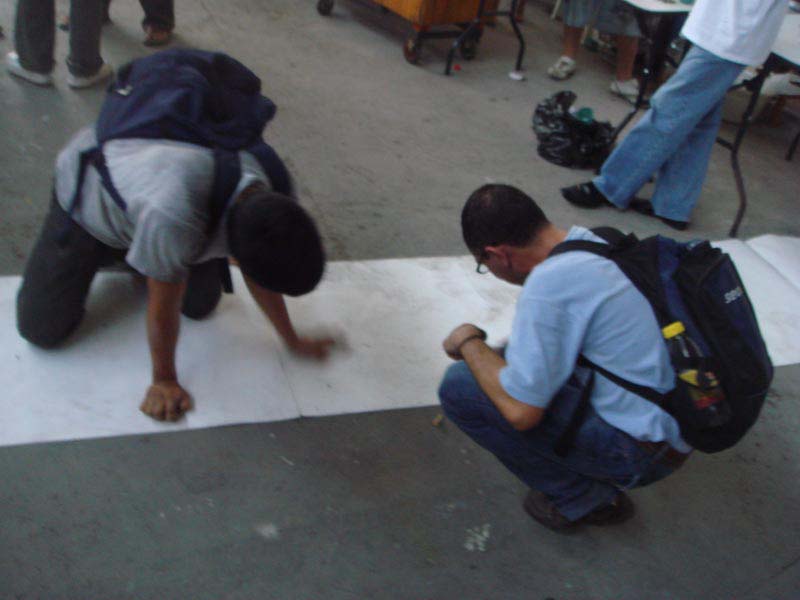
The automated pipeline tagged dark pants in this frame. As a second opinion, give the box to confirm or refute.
[97,0,175,32]
[438,361,682,521]
[17,196,221,348]
[14,0,104,76]
[139,0,174,31]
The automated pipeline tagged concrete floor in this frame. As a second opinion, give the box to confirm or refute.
[1,0,799,598]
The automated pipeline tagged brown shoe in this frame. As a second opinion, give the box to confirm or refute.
[523,490,635,532]
[143,25,172,47]
[523,491,578,533]
[581,492,635,526]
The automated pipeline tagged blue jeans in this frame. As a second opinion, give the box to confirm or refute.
[593,45,745,222]
[438,361,679,521]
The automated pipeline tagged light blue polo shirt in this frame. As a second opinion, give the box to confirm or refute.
[499,226,691,453]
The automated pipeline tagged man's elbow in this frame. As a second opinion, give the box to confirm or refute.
[508,406,544,431]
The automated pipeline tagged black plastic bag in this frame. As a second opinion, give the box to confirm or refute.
[532,91,615,169]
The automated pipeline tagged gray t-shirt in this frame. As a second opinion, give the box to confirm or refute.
[54,126,271,282]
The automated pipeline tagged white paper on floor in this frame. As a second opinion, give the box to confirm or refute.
[746,235,800,293]
[1,236,798,447]
[0,273,300,448]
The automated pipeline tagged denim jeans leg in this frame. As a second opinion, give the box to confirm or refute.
[66,0,104,77]
[593,46,743,209]
[649,97,729,221]
[14,0,56,74]
[438,361,621,521]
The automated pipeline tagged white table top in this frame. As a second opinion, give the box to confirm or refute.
[773,14,800,68]
[621,0,692,14]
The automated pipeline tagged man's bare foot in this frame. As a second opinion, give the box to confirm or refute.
[140,381,192,421]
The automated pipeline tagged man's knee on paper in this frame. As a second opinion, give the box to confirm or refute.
[16,294,80,348]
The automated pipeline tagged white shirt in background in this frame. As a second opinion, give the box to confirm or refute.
[682,0,789,65]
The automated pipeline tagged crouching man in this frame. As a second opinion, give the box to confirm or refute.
[439,184,690,531]
[17,126,335,421]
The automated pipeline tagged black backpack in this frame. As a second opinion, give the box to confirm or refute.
[550,228,773,454]
[64,49,294,290]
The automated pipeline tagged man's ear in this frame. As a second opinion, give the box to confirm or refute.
[485,245,512,267]
[484,245,503,259]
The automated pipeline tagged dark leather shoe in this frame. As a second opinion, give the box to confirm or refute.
[629,197,655,215]
[628,198,689,231]
[561,182,613,209]
[523,490,635,532]
[659,216,689,231]
[523,491,577,532]
[580,492,635,526]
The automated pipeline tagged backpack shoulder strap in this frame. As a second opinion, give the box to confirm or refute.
[577,355,667,405]
[209,148,242,233]
[208,148,242,294]
[247,142,294,197]
[548,227,633,259]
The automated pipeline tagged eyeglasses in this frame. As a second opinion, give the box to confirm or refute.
[475,252,489,274]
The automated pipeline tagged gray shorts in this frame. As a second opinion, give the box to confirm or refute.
[563,0,641,37]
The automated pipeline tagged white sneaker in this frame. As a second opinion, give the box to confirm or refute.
[5,52,53,86]
[547,56,576,81]
[67,62,113,89]
[610,78,640,103]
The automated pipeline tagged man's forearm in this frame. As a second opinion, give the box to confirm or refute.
[242,275,298,345]
[146,278,186,382]
[460,338,544,431]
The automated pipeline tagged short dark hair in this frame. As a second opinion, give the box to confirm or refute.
[461,184,549,253]
[227,189,325,296]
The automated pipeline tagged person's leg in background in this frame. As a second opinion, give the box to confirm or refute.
[594,46,743,222]
[139,0,174,46]
[6,0,56,85]
[17,195,114,348]
[563,46,743,227]
[59,0,111,32]
[648,94,730,223]
[596,0,641,102]
[612,34,639,100]
[65,0,108,85]
[547,0,597,80]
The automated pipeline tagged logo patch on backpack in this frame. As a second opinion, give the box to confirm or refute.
[724,286,743,304]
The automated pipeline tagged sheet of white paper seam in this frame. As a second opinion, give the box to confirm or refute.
[0,238,798,447]
[276,256,517,417]
[746,235,800,293]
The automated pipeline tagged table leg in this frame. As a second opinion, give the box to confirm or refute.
[611,12,677,142]
[728,60,773,238]
[445,0,487,75]
[509,0,525,72]
[445,0,526,76]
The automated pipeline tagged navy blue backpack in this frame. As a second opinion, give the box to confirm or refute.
[551,228,773,454]
[66,49,294,290]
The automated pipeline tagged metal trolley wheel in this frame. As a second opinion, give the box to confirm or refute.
[317,0,334,16]
[403,36,421,65]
